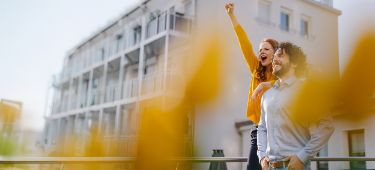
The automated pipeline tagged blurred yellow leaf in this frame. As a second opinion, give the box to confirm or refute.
[338,32,375,114]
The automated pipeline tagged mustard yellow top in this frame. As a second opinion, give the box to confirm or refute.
[234,25,276,124]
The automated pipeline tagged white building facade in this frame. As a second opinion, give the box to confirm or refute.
[44,0,195,157]
[44,0,347,169]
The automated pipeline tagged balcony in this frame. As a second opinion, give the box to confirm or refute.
[105,84,120,103]
[146,11,193,40]
[68,95,78,110]
[117,136,137,156]
[90,89,102,106]
[60,96,69,113]
[146,12,168,39]
[122,78,138,99]
[313,0,333,7]
[170,12,193,34]
[142,72,163,95]
[102,136,137,156]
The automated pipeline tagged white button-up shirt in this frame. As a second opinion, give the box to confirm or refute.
[257,76,334,163]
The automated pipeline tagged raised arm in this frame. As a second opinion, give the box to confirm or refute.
[225,3,258,72]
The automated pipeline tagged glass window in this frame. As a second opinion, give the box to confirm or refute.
[317,144,329,170]
[258,0,271,23]
[300,19,309,36]
[119,108,136,136]
[116,34,123,53]
[133,25,142,45]
[348,129,366,170]
[103,111,116,136]
[59,118,68,142]
[280,11,289,31]
[74,114,85,136]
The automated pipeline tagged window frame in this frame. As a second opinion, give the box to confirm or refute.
[279,7,292,32]
[257,0,272,25]
[300,14,311,37]
[348,129,366,170]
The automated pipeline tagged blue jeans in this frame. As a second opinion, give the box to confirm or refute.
[247,125,261,170]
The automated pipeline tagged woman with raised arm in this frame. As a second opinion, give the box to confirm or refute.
[225,3,278,170]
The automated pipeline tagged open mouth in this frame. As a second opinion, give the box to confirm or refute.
[260,54,267,62]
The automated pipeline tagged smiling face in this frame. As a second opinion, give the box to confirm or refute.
[258,41,275,67]
[272,48,292,77]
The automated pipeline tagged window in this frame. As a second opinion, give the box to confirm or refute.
[103,111,116,136]
[115,34,123,53]
[133,25,142,45]
[147,14,158,38]
[300,18,309,36]
[120,107,136,136]
[280,11,290,31]
[101,48,105,61]
[59,118,67,141]
[317,144,329,170]
[257,0,271,24]
[158,12,167,32]
[348,129,366,170]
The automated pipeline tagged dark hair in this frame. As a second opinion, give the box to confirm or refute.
[277,42,307,77]
[255,38,279,81]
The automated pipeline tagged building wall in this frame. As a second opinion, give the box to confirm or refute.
[192,0,340,169]
[328,113,375,169]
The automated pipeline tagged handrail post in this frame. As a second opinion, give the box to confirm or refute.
[209,149,228,170]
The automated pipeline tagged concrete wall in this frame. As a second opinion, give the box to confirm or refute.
[328,113,375,169]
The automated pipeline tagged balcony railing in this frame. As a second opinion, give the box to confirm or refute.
[146,11,167,38]
[170,13,193,34]
[79,92,87,108]
[146,11,192,39]
[105,84,120,102]
[123,78,138,99]
[102,136,137,156]
[142,72,163,95]
[60,96,69,113]
[69,95,78,110]
[90,89,102,105]
[1,157,375,169]
[313,0,333,7]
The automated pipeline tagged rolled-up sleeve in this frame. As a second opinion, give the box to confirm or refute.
[297,116,334,163]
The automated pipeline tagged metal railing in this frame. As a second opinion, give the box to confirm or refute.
[123,78,138,98]
[142,72,163,94]
[2,156,375,164]
[0,157,135,164]
[105,84,119,102]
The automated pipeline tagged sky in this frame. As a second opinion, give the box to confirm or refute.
[0,0,140,131]
[0,0,374,131]
[333,0,375,73]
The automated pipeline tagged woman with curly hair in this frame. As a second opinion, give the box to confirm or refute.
[225,3,278,170]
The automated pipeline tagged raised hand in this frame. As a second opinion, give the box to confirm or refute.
[224,3,234,16]
[251,82,272,101]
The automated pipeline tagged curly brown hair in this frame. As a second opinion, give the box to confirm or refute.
[277,42,307,77]
[255,38,279,81]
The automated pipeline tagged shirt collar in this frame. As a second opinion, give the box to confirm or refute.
[274,76,298,89]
